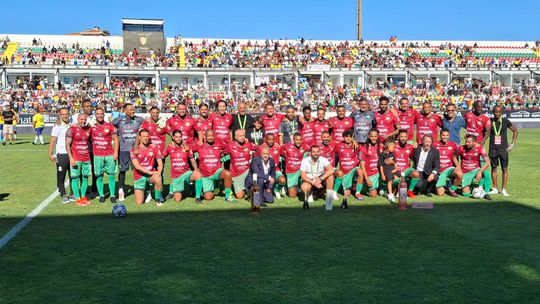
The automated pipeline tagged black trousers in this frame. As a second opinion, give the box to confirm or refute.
[416,172,437,195]
[56,154,72,196]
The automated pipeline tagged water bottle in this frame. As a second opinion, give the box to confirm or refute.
[398,172,407,210]
[251,173,260,211]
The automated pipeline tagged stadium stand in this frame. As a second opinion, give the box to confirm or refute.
[0,34,539,119]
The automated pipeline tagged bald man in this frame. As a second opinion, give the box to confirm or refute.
[232,101,254,134]
[246,146,277,206]
[224,129,258,199]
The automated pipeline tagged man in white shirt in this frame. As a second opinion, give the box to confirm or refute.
[409,135,440,197]
[300,145,335,209]
[48,108,74,204]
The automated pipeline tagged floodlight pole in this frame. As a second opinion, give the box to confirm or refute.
[357,0,363,40]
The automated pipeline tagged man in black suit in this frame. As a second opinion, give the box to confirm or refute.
[409,134,440,197]
[245,147,276,206]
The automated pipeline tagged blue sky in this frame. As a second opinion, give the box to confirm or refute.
[3,0,539,41]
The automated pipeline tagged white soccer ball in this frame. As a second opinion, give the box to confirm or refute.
[472,187,486,199]
[112,203,127,218]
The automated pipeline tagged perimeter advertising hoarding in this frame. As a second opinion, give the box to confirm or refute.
[15,110,540,126]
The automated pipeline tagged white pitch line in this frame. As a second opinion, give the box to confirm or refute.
[0,186,63,250]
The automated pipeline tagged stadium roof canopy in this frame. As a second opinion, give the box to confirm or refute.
[121,18,164,26]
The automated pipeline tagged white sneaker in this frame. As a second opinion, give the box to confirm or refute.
[388,193,396,203]
[145,192,152,203]
[118,189,125,202]
[280,187,286,196]
[307,193,314,203]
[501,189,509,197]
[487,189,499,195]
[332,190,339,201]
[275,191,282,200]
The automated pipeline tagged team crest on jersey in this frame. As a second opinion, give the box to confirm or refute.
[149,152,154,156]
[406,150,410,154]
[448,147,453,150]
[474,152,478,156]
[104,129,110,133]
[386,117,391,121]
[185,122,190,126]
[345,121,349,125]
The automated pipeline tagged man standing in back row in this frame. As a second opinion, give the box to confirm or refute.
[91,107,119,203]
[487,105,518,197]
[465,101,491,146]
[112,103,144,201]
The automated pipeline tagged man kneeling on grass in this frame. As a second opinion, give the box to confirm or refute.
[192,130,233,202]
[300,145,335,210]
[131,129,164,206]
[163,130,202,203]
[457,134,492,200]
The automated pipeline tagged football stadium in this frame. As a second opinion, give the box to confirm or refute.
[1,1,540,303]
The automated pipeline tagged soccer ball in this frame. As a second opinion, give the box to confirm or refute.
[472,187,486,199]
[112,203,127,218]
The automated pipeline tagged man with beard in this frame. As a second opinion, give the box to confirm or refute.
[328,105,353,143]
[246,147,277,210]
[465,100,491,146]
[195,103,212,143]
[163,130,202,203]
[487,105,518,196]
[166,102,197,148]
[112,103,145,201]
[392,129,414,191]
[416,101,442,145]
[359,129,384,198]
[312,107,331,146]
[335,130,362,208]
[279,105,300,145]
[300,145,335,210]
[141,106,167,152]
[374,96,400,142]
[66,114,92,206]
[70,99,98,198]
[261,102,284,137]
[192,130,233,202]
[232,101,254,134]
[457,134,492,200]
[90,107,119,203]
[318,131,340,201]
[131,129,164,206]
[350,98,376,144]
[280,133,307,198]
[300,106,316,148]
[397,97,420,143]
[433,128,461,197]
[257,133,286,199]
[49,108,75,204]
[409,135,440,197]
[224,129,258,200]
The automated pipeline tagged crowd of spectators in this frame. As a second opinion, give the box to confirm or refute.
[2,37,540,68]
[3,74,539,116]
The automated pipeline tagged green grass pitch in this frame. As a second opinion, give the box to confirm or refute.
[0,131,539,303]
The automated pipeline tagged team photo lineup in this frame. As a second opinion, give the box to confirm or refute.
[2,1,540,302]
[37,94,518,211]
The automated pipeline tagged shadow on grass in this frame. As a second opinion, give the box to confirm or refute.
[0,193,9,201]
[0,201,539,303]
